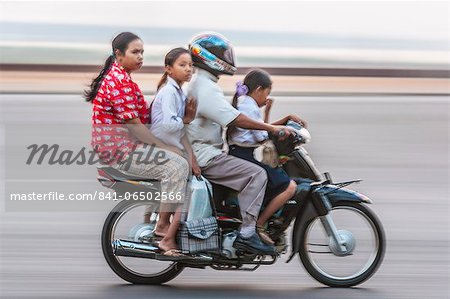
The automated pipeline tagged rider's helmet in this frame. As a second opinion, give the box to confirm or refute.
[189,32,237,76]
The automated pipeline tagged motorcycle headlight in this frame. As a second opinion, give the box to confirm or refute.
[298,127,311,144]
[286,120,311,145]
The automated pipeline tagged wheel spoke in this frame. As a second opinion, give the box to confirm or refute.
[109,202,178,277]
[308,243,328,246]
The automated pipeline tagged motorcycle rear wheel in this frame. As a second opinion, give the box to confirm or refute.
[101,200,184,284]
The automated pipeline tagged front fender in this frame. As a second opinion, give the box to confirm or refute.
[323,185,373,204]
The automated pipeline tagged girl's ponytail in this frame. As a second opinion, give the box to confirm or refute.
[84,54,115,102]
[231,92,239,109]
[156,71,169,91]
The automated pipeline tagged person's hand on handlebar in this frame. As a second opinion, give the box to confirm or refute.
[287,114,308,128]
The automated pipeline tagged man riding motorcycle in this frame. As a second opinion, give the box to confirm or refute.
[185,32,292,255]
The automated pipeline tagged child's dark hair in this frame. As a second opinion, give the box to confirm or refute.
[84,32,141,102]
[231,69,272,110]
[227,69,272,140]
[157,47,190,91]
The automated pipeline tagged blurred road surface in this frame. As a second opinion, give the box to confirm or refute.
[0,94,448,298]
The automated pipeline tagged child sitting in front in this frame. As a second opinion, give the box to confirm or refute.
[227,69,307,245]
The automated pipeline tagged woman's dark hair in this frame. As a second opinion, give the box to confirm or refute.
[156,47,190,91]
[227,69,272,140]
[84,32,141,102]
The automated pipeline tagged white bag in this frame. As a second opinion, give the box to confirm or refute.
[261,140,279,168]
[187,176,213,221]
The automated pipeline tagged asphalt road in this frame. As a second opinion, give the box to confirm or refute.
[0,94,449,299]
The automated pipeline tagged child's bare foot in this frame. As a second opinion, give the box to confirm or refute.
[158,238,178,253]
[143,214,151,223]
[154,224,169,238]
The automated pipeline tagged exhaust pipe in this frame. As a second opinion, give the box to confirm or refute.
[113,239,159,259]
[112,239,214,264]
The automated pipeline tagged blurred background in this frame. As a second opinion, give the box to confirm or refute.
[0,1,449,94]
[0,1,449,299]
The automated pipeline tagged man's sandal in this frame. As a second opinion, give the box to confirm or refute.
[257,226,275,245]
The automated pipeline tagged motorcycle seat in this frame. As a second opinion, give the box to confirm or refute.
[97,166,160,183]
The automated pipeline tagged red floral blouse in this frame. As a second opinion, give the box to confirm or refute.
[91,61,149,165]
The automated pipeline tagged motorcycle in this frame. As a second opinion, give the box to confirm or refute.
[98,121,385,287]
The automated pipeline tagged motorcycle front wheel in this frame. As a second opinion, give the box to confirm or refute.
[101,199,184,284]
[299,201,385,287]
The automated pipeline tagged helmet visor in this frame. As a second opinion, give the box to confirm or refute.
[222,46,235,67]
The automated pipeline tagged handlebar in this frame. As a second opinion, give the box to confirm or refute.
[272,120,310,150]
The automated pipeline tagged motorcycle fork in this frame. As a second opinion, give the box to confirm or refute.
[277,200,347,253]
[319,214,347,253]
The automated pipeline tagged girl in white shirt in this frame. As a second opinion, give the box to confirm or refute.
[228,69,307,245]
[149,47,200,256]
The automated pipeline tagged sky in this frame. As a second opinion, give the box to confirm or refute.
[0,0,449,41]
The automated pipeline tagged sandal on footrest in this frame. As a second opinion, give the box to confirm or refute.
[257,226,275,245]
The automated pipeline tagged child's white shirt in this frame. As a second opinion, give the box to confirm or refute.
[229,95,269,147]
[150,76,187,150]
